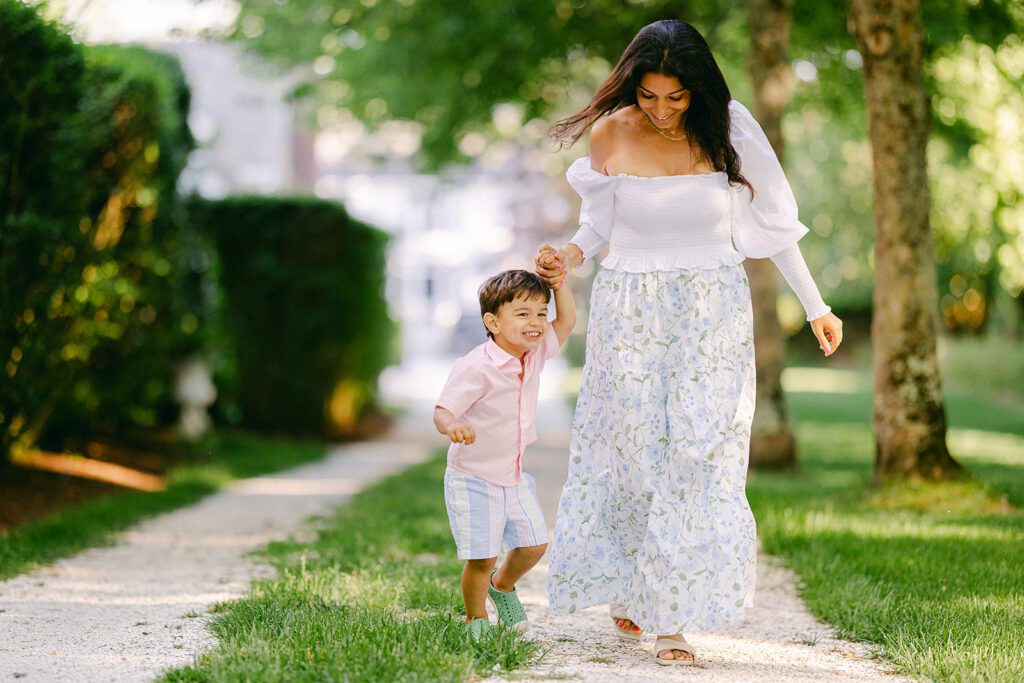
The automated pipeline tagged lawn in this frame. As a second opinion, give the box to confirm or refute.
[747,379,1024,682]
[160,365,1021,682]
[162,453,541,682]
[0,432,327,580]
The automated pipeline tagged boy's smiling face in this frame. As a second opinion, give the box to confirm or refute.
[484,294,548,359]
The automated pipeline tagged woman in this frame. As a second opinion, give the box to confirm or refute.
[536,20,843,666]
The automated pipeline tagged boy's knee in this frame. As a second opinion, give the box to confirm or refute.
[523,543,547,560]
[466,557,498,572]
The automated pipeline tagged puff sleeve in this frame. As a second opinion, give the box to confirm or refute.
[729,100,810,259]
[565,156,618,260]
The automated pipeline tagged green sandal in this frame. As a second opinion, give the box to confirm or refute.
[467,617,492,640]
[487,570,529,633]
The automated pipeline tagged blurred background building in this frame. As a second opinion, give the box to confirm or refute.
[52,0,573,406]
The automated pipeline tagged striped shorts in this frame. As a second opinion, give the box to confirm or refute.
[443,466,549,560]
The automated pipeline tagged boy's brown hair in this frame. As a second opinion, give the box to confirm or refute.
[478,270,551,339]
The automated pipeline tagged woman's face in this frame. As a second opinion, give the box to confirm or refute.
[636,72,691,130]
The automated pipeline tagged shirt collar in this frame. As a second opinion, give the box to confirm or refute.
[484,338,526,369]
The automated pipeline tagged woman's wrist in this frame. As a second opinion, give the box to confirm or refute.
[562,243,585,270]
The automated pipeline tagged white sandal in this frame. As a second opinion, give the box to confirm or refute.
[609,604,642,641]
[653,635,696,666]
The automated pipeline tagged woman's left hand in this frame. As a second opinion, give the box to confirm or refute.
[810,312,843,357]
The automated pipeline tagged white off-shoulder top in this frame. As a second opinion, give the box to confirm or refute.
[567,99,831,321]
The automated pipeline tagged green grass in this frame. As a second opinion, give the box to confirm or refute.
[940,334,1024,408]
[148,369,1018,682]
[748,389,1024,682]
[162,454,543,682]
[0,431,326,580]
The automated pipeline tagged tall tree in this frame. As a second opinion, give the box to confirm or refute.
[744,0,797,469]
[848,0,960,481]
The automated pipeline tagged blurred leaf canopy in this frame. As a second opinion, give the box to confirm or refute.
[232,0,1024,332]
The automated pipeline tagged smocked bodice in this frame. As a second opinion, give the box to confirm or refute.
[565,99,812,272]
[604,170,743,271]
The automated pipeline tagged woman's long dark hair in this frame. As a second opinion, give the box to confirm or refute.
[551,20,750,191]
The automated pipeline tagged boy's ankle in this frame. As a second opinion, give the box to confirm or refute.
[491,577,516,592]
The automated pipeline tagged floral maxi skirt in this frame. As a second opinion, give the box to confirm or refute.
[546,264,758,634]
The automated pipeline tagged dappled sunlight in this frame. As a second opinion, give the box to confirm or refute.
[277,568,403,613]
[781,367,868,393]
[10,449,165,492]
[770,508,1020,542]
[118,529,281,548]
[3,590,242,607]
[867,479,1012,515]
[949,429,1024,466]
[224,477,364,497]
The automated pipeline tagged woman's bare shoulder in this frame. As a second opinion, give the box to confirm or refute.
[589,107,640,171]
[593,107,642,135]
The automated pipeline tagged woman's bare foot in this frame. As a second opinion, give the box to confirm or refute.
[656,634,694,662]
[613,616,641,636]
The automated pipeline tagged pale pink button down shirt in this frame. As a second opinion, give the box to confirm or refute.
[436,323,560,486]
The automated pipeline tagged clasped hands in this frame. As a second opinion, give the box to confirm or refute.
[534,243,581,290]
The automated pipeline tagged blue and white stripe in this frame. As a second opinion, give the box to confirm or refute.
[444,466,549,560]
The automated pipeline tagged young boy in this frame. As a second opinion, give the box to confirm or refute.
[433,265,575,639]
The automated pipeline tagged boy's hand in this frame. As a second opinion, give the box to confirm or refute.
[447,421,476,445]
[536,245,565,290]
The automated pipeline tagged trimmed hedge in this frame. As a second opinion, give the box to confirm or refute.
[0,0,86,220]
[43,45,202,444]
[191,196,393,437]
[1,1,201,458]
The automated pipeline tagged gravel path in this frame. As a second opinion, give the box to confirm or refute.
[511,432,910,682]
[1,399,908,682]
[0,433,431,682]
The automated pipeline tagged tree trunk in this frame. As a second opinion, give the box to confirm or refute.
[849,0,960,482]
[744,0,797,470]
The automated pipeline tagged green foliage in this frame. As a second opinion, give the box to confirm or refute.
[930,37,1024,332]
[0,2,88,455]
[232,0,747,168]
[42,45,203,443]
[0,2,202,459]
[162,454,543,682]
[0,0,86,219]
[191,196,393,437]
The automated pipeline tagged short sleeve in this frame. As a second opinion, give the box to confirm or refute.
[435,358,486,418]
[729,100,810,259]
[566,156,618,259]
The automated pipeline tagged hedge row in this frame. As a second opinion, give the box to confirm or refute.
[190,196,393,437]
[2,2,393,462]
[0,2,202,459]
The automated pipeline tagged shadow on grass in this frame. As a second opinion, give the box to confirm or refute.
[749,391,1024,682]
[163,455,544,683]
[0,432,326,580]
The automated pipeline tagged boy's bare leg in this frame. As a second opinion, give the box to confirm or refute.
[491,544,547,592]
[463,557,498,621]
